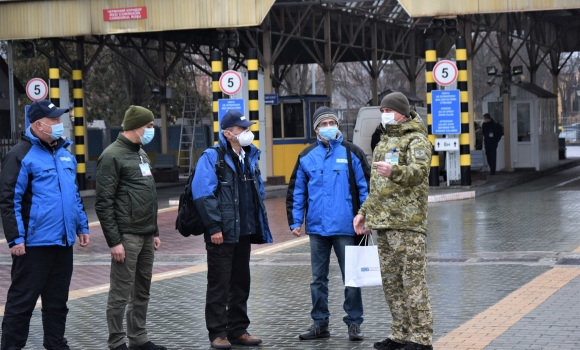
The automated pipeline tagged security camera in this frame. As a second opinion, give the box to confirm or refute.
[487,78,495,86]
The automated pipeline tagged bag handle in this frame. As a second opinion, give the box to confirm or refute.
[357,233,375,246]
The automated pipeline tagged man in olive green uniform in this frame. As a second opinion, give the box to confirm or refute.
[96,106,166,350]
[354,93,433,350]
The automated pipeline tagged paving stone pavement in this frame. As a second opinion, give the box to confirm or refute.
[1,154,580,349]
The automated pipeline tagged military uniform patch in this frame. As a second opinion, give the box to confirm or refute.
[414,149,427,159]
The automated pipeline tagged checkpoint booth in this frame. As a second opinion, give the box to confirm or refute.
[482,82,559,171]
[271,95,331,183]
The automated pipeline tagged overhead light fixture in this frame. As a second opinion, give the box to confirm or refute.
[434,27,445,36]
[446,27,458,36]
[151,85,160,94]
[487,66,498,76]
[21,40,36,58]
[445,19,457,28]
[432,18,445,28]
[511,66,523,75]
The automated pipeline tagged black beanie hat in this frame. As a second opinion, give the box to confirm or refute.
[122,106,154,131]
[312,106,339,129]
[380,92,410,117]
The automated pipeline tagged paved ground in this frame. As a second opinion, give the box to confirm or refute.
[0,148,579,349]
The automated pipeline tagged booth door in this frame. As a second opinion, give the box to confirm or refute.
[512,102,534,168]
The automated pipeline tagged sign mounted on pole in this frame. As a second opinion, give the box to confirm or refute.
[219,70,243,96]
[432,90,461,135]
[432,60,458,86]
[26,78,48,101]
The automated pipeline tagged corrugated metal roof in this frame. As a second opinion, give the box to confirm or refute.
[0,0,276,40]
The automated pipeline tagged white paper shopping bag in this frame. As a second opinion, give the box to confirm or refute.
[344,236,382,287]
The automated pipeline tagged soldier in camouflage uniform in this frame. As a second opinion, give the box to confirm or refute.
[354,92,433,350]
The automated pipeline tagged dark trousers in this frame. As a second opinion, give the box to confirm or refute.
[485,142,498,174]
[205,235,252,342]
[1,246,73,350]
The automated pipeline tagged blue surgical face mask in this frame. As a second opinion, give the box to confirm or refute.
[318,126,339,141]
[137,127,155,145]
[41,121,64,140]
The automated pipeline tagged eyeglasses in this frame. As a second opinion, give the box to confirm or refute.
[318,121,337,128]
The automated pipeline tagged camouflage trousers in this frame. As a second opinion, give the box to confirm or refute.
[376,229,433,345]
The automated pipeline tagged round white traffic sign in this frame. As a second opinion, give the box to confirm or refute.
[26,78,49,101]
[433,60,458,86]
[219,70,243,95]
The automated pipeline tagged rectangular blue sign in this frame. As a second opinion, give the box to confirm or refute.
[218,99,245,131]
[432,90,461,135]
[264,93,278,105]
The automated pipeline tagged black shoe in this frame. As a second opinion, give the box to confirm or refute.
[373,338,407,350]
[113,345,129,350]
[347,323,364,341]
[402,342,433,350]
[298,324,330,340]
[129,341,167,350]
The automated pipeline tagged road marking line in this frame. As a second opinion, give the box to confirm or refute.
[252,236,310,255]
[0,239,5,244]
[428,191,475,203]
[543,175,580,191]
[573,245,580,253]
[433,267,580,349]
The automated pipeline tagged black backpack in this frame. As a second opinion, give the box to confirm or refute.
[175,147,226,237]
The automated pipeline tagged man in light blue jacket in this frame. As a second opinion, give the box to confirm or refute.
[0,100,89,350]
[286,106,370,342]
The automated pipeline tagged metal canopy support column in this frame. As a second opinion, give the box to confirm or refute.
[498,14,514,172]
[262,19,274,178]
[409,31,417,95]
[456,37,471,186]
[72,60,86,191]
[7,41,17,140]
[371,22,378,106]
[247,48,260,148]
[211,51,223,143]
[158,33,168,154]
[426,39,439,186]
[324,10,333,100]
[464,21,475,150]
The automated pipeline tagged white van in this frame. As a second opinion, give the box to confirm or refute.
[352,106,427,161]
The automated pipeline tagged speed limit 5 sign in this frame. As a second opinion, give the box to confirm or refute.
[26,78,49,101]
[433,60,458,87]
[219,70,243,95]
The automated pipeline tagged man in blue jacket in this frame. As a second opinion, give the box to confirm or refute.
[192,110,273,349]
[286,106,370,341]
[0,100,90,350]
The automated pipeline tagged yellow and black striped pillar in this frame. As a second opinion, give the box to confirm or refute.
[72,60,86,190]
[49,57,60,109]
[247,48,260,148]
[456,37,471,186]
[426,39,439,186]
[211,50,223,143]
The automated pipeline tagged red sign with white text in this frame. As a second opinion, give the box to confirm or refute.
[103,7,147,21]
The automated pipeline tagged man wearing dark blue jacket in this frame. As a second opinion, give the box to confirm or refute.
[0,100,89,350]
[286,106,370,341]
[192,110,273,349]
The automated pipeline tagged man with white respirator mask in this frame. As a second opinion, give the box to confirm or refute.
[287,106,370,342]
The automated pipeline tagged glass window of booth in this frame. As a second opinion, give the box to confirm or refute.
[273,102,305,139]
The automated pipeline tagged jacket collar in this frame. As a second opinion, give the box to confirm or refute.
[116,132,141,151]
[25,127,71,151]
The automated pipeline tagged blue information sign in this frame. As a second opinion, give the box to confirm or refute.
[264,93,278,105]
[218,99,245,131]
[432,90,460,135]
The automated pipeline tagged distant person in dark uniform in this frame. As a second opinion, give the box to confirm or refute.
[474,121,483,150]
[371,124,382,152]
[482,113,503,175]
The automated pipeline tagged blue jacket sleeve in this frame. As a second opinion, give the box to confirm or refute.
[286,157,308,230]
[192,149,222,235]
[75,188,89,234]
